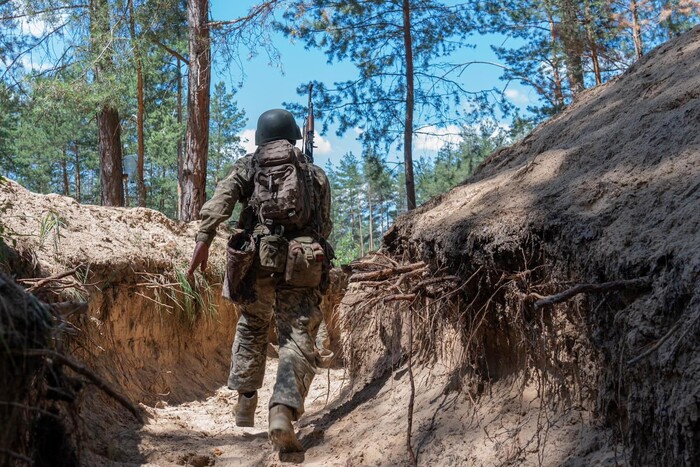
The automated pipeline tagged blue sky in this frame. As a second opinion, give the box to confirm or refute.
[210,1,535,169]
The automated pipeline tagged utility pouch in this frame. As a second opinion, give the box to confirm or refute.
[258,234,288,273]
[284,236,325,288]
[223,230,256,304]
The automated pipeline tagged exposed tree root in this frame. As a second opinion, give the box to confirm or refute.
[527,277,651,309]
[348,262,427,283]
[18,349,144,423]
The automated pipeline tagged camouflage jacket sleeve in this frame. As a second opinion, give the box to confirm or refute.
[311,164,333,240]
[195,155,255,245]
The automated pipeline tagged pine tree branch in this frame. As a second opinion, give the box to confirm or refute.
[0,4,88,21]
[147,35,188,64]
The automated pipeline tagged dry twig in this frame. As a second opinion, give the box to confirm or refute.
[21,265,83,292]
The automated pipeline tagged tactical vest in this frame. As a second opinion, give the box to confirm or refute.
[249,140,314,232]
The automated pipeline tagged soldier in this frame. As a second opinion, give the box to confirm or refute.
[187,108,332,452]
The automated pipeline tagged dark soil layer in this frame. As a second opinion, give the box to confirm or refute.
[384,26,700,466]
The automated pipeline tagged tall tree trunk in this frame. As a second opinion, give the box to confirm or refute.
[546,4,565,108]
[559,0,585,96]
[97,107,125,206]
[631,0,644,59]
[91,0,124,206]
[402,0,416,211]
[379,197,385,235]
[180,0,211,221]
[128,0,146,207]
[61,146,69,196]
[160,165,166,212]
[215,124,222,184]
[583,0,602,85]
[368,184,374,251]
[351,208,357,252]
[357,204,365,257]
[177,57,184,218]
[73,142,81,203]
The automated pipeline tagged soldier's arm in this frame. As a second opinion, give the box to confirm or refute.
[195,156,254,246]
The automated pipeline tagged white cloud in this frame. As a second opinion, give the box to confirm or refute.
[311,132,332,155]
[19,55,51,72]
[240,128,257,154]
[239,129,332,155]
[19,16,48,37]
[414,125,462,152]
[504,88,532,106]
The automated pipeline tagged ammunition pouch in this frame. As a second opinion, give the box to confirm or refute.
[223,230,257,304]
[258,234,288,273]
[284,236,325,288]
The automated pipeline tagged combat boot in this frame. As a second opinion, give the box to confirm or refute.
[268,404,303,452]
[234,391,258,427]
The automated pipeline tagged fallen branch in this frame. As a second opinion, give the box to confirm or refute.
[349,262,426,283]
[22,265,83,293]
[18,349,144,423]
[530,277,651,309]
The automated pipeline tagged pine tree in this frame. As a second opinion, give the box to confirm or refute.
[282,0,473,211]
[208,81,247,193]
[180,0,211,221]
[328,152,364,262]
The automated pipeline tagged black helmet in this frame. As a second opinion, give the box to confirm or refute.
[255,109,302,146]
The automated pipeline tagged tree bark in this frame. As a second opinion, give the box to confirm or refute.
[583,0,602,86]
[559,0,585,96]
[73,142,81,203]
[97,106,124,206]
[180,0,211,221]
[546,4,565,108]
[90,0,124,207]
[128,0,146,207]
[61,146,69,196]
[630,0,644,59]
[402,0,416,211]
[177,57,184,218]
[368,184,374,251]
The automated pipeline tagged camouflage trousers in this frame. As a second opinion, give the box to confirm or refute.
[227,273,323,419]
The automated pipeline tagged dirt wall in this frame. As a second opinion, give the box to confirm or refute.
[342,26,700,466]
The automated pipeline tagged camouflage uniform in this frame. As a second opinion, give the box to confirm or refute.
[196,146,332,419]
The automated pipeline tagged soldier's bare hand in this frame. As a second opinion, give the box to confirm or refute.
[187,241,209,276]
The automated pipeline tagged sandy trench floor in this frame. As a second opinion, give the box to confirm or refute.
[136,359,349,467]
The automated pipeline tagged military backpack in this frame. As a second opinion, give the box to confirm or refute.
[250,139,313,231]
